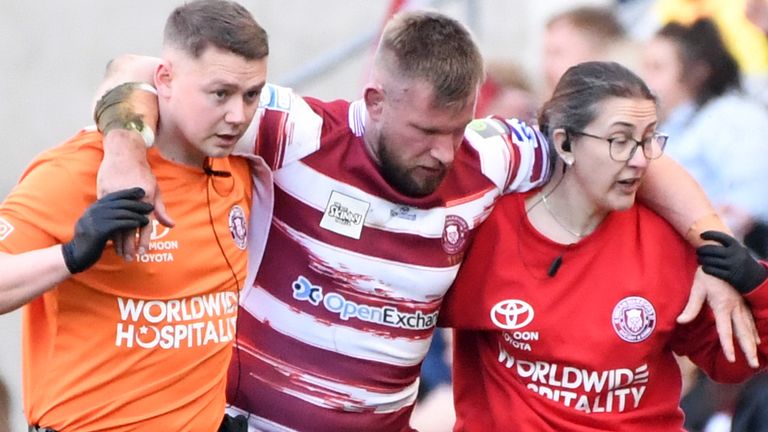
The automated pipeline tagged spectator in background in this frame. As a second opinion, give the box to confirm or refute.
[542,6,635,98]
[641,18,768,249]
[476,60,538,123]
[655,0,768,98]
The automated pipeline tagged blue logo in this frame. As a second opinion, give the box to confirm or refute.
[292,275,323,305]
[290,275,437,330]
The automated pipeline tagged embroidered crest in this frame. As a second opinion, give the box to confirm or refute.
[441,215,469,254]
[612,296,656,343]
[228,205,248,250]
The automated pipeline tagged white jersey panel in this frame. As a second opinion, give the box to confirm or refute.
[275,161,498,237]
[263,218,458,300]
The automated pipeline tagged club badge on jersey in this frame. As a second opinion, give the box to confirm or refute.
[228,205,248,250]
[442,215,469,255]
[612,296,657,343]
[320,191,370,239]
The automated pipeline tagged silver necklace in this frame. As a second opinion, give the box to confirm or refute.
[540,193,589,239]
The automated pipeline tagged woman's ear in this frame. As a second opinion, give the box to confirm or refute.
[553,128,574,166]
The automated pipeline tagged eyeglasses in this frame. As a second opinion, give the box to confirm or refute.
[571,131,669,162]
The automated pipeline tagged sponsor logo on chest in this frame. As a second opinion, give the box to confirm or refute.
[291,275,437,330]
[490,299,538,352]
[488,296,655,414]
[319,191,370,239]
[390,205,417,221]
[133,204,247,263]
[498,344,650,414]
[114,291,238,349]
[135,220,178,263]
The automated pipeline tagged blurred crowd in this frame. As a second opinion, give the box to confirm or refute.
[415,0,768,431]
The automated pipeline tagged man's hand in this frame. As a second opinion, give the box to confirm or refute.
[98,129,174,260]
[62,188,154,273]
[677,267,760,368]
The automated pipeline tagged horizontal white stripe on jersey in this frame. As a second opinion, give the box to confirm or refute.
[240,286,433,366]
[237,341,421,412]
[274,161,499,237]
[274,218,459,300]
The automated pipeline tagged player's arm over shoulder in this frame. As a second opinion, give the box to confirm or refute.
[462,117,551,194]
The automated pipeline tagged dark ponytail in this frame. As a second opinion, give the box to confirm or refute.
[656,18,741,106]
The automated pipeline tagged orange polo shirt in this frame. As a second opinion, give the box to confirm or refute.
[0,129,252,431]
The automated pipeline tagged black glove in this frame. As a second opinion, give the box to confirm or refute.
[62,187,153,273]
[697,230,768,294]
[218,414,248,432]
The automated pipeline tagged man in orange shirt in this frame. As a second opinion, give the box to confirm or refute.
[0,1,268,430]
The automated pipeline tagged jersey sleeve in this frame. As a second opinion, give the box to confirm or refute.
[0,132,98,254]
[233,83,323,170]
[672,267,768,382]
[462,117,551,195]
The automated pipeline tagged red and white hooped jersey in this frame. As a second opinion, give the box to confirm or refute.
[227,84,550,431]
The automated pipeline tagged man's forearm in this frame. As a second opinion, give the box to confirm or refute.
[94,55,161,148]
[0,247,70,314]
[92,54,160,112]
[640,155,730,247]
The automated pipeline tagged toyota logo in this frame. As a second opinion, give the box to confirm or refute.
[490,299,534,330]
